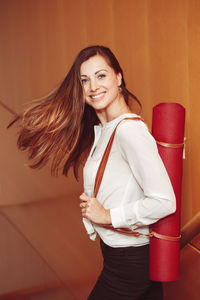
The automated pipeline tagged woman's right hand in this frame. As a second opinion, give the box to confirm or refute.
[80,193,111,225]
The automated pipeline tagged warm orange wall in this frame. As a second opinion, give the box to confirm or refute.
[1,0,199,225]
[0,0,200,298]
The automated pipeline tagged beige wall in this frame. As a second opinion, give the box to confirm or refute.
[0,0,200,298]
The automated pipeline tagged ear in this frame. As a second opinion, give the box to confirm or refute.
[117,72,122,87]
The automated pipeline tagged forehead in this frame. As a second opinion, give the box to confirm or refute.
[80,55,112,75]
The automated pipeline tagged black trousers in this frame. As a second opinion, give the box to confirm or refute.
[87,240,163,300]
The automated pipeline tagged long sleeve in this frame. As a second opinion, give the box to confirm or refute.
[82,218,97,241]
[110,120,176,230]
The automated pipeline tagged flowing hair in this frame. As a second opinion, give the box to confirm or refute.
[9,45,141,179]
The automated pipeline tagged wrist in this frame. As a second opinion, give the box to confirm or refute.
[105,209,111,224]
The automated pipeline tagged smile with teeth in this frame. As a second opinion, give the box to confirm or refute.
[90,92,106,100]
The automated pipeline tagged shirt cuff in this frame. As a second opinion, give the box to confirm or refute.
[82,218,95,234]
[110,207,127,228]
[89,232,97,241]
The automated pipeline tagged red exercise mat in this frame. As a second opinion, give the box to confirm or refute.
[149,102,185,282]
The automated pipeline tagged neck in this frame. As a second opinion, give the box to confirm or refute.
[96,96,132,126]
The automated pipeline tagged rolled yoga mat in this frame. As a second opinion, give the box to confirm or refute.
[149,102,185,282]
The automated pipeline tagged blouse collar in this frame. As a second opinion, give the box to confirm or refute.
[95,113,139,131]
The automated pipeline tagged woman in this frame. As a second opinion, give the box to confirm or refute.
[13,46,176,299]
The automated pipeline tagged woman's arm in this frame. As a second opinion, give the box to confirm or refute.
[110,120,176,230]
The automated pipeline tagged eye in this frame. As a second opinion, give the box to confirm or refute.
[81,78,88,84]
[97,73,106,80]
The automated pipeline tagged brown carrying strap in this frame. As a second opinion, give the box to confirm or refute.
[93,117,181,242]
[93,117,144,198]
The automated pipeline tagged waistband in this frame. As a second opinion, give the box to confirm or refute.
[100,239,149,255]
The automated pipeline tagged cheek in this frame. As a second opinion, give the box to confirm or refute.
[82,85,88,98]
[108,76,119,89]
[109,79,119,94]
[82,88,90,104]
[83,82,91,93]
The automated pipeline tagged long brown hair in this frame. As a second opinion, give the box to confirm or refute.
[9,46,141,179]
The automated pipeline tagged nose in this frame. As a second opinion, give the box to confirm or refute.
[90,78,99,91]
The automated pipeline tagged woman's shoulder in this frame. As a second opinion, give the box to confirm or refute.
[116,115,156,149]
[117,115,149,135]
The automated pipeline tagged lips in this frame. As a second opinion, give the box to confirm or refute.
[90,92,106,100]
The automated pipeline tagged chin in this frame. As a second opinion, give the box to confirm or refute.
[87,100,107,110]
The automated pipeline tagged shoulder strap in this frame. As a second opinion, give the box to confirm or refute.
[93,117,144,198]
[93,116,181,242]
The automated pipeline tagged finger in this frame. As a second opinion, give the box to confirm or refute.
[81,208,88,217]
[80,193,89,201]
[82,211,87,218]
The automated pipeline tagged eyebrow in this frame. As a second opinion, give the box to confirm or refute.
[80,69,108,77]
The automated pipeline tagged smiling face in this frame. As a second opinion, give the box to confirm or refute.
[80,55,122,113]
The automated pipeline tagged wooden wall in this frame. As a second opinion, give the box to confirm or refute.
[0,0,200,298]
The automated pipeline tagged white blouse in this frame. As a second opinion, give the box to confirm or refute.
[83,113,176,248]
